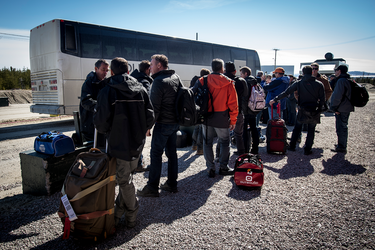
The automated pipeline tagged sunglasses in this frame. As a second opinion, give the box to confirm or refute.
[312,68,319,70]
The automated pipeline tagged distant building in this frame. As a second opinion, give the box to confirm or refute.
[260,65,294,76]
[299,52,348,76]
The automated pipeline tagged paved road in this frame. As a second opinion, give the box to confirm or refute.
[0,104,52,122]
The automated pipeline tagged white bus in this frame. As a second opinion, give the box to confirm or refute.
[29,19,261,115]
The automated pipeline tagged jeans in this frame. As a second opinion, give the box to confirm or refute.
[286,98,297,125]
[202,125,230,170]
[268,107,283,121]
[234,113,245,154]
[192,124,203,149]
[256,111,262,127]
[147,123,179,191]
[243,114,259,153]
[335,112,350,149]
[290,120,316,151]
[115,157,139,223]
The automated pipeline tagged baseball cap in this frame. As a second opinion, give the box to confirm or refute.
[273,67,285,74]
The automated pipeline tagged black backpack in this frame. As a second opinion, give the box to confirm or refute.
[175,82,198,126]
[194,76,213,124]
[346,79,369,107]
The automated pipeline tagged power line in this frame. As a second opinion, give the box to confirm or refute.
[0,32,29,40]
[281,35,375,51]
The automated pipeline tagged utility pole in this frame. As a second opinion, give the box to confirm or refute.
[273,49,279,70]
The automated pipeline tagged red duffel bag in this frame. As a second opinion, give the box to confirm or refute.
[234,153,264,188]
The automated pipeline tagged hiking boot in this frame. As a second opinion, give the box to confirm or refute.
[208,169,215,178]
[287,146,296,151]
[126,220,136,228]
[160,182,178,193]
[137,185,159,197]
[331,147,347,154]
[192,144,197,151]
[134,164,150,172]
[219,167,234,176]
[196,148,204,155]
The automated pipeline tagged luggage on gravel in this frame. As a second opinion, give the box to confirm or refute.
[266,103,288,154]
[58,129,116,241]
[34,131,75,157]
[234,153,264,188]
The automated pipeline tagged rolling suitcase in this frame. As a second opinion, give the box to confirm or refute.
[58,129,116,241]
[266,103,288,154]
[234,153,264,188]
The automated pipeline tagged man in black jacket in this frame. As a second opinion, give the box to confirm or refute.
[130,60,153,172]
[130,60,153,94]
[94,57,155,228]
[137,54,181,197]
[269,66,325,155]
[79,59,109,142]
[224,62,248,155]
[240,66,260,154]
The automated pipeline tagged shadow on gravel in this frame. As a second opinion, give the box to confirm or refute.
[321,153,367,176]
[104,168,221,249]
[263,148,324,179]
[0,194,58,244]
[227,177,261,201]
[138,149,201,179]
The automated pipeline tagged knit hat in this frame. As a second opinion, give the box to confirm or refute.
[273,67,285,74]
[225,61,236,73]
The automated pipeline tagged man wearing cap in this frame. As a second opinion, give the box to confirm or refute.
[329,65,353,154]
[224,61,248,155]
[269,66,325,155]
[263,67,289,120]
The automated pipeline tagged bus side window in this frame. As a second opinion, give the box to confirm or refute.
[80,25,101,58]
[65,25,76,51]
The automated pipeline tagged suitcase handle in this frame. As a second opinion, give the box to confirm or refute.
[271,102,281,119]
[89,148,102,153]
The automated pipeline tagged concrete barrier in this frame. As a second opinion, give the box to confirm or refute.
[20,146,90,196]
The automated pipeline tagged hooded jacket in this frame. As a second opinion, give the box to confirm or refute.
[94,74,155,161]
[263,77,289,110]
[330,73,354,113]
[197,73,238,128]
[130,69,153,94]
[79,71,106,140]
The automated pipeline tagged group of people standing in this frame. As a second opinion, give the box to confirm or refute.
[78,55,354,228]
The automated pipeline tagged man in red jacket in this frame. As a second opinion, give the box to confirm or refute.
[194,58,238,177]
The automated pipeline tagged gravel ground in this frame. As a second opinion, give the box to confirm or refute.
[0,97,374,249]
